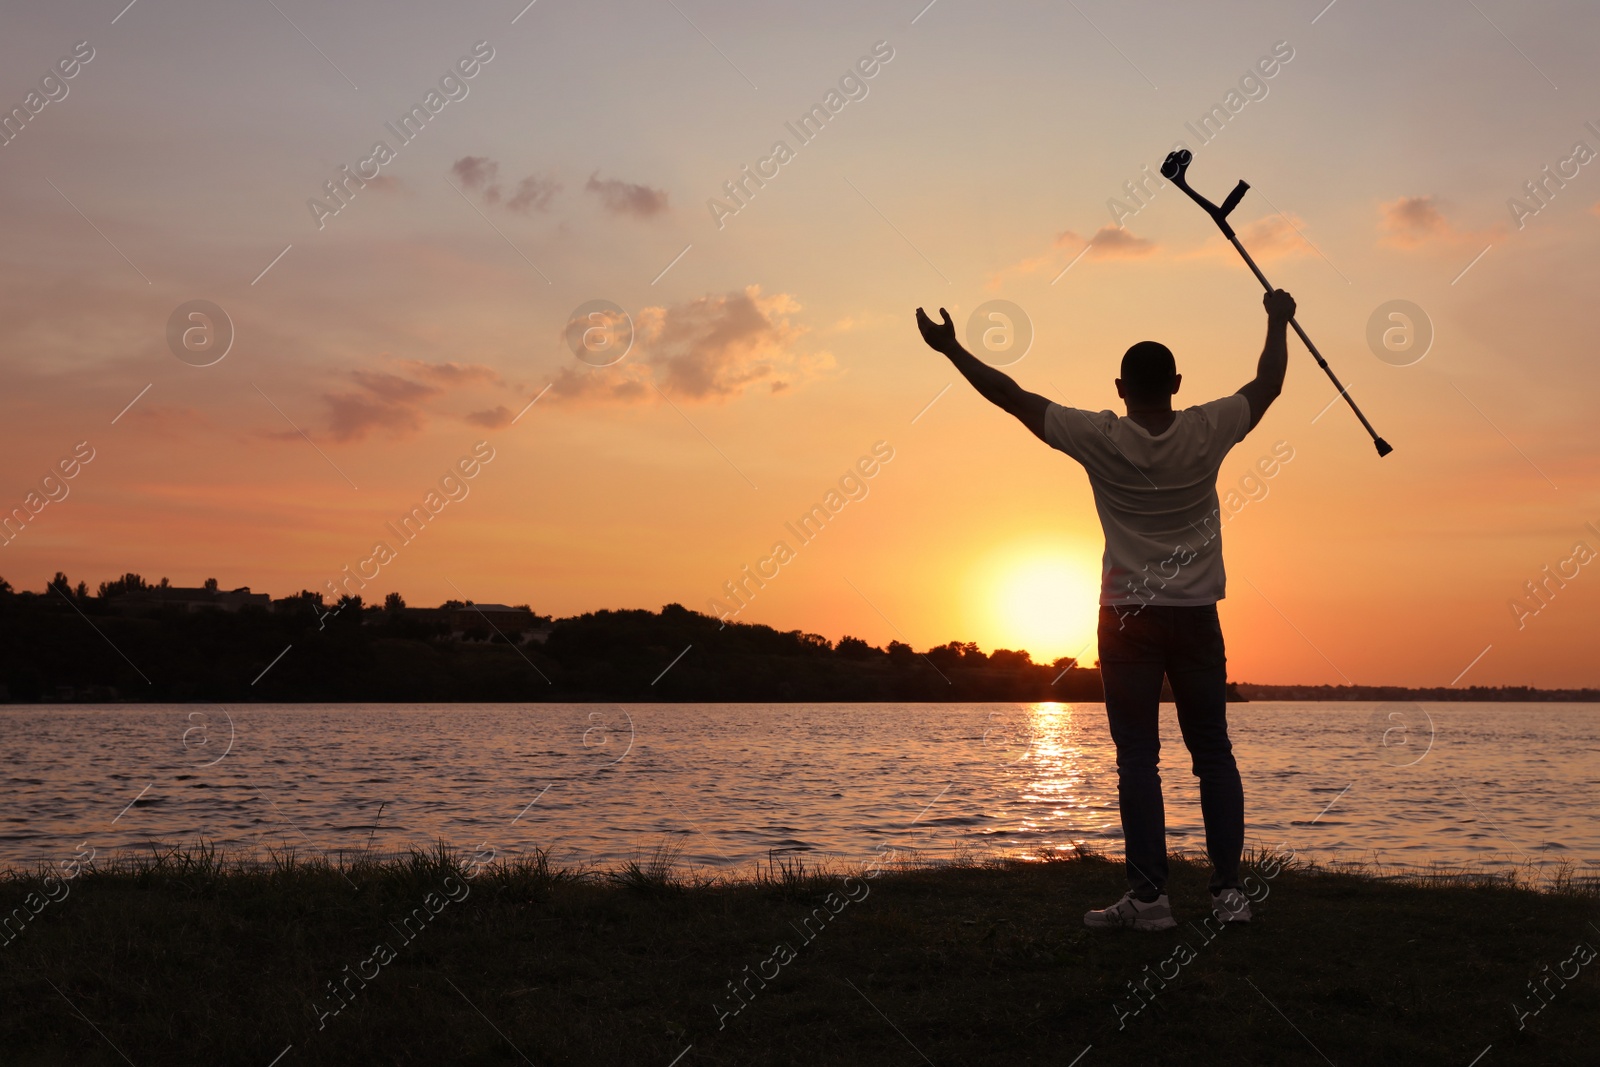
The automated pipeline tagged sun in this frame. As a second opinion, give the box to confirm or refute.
[972,547,1102,667]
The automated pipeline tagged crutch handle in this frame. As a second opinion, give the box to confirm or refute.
[1162,151,1249,238]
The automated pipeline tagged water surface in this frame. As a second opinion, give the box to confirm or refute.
[2,702,1595,878]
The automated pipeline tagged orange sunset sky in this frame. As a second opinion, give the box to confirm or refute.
[2,0,1597,687]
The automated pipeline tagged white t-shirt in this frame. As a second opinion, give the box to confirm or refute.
[1041,394,1252,606]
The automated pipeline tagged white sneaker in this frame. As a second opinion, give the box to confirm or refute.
[1084,891,1177,931]
[1211,887,1252,923]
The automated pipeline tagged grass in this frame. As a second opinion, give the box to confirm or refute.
[1,842,1597,1066]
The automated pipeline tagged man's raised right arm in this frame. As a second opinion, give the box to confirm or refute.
[916,306,1050,442]
[1237,288,1295,432]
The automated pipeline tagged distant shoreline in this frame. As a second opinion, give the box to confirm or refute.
[4,590,1594,703]
[5,691,1599,705]
[1231,683,1600,703]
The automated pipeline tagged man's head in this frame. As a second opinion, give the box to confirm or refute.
[1116,341,1181,408]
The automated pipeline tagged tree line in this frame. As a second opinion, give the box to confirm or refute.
[0,571,1096,703]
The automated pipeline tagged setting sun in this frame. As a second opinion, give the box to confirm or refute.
[972,546,1103,666]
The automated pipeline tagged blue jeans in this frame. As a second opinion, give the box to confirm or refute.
[1098,604,1243,897]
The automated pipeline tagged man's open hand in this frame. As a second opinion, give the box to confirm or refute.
[1263,288,1296,322]
[916,306,958,355]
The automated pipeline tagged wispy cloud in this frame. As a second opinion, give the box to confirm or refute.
[551,286,827,405]
[584,171,669,218]
[1082,225,1156,259]
[1378,194,1501,250]
[365,174,406,196]
[987,224,1156,288]
[506,176,559,213]
[452,156,498,191]
[398,360,504,387]
[324,371,440,441]
[450,156,561,212]
[465,405,516,428]
[307,360,512,442]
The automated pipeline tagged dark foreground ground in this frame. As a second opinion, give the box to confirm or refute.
[1,845,1595,1066]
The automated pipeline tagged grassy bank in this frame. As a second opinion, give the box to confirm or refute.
[2,844,1596,1066]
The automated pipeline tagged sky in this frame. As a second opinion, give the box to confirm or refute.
[1,0,1598,687]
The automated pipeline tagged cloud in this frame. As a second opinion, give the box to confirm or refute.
[549,365,653,405]
[465,405,515,428]
[325,391,430,441]
[550,286,826,405]
[347,370,439,403]
[1082,224,1155,259]
[986,225,1156,289]
[115,403,210,440]
[987,213,1320,290]
[365,175,405,196]
[645,288,803,399]
[1380,195,1453,248]
[506,176,560,213]
[315,361,508,442]
[452,156,498,190]
[324,371,441,441]
[1377,195,1502,250]
[985,211,1332,289]
[398,359,504,387]
[585,171,669,218]
[450,156,560,212]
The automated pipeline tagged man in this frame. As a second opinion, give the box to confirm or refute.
[914,287,1295,930]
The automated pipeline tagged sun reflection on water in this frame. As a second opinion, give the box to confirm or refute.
[985,701,1107,861]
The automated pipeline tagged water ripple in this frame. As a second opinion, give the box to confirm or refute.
[0,702,1594,876]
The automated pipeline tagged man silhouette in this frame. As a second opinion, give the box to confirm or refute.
[915,288,1295,929]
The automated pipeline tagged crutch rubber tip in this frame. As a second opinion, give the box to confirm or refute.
[1374,438,1394,458]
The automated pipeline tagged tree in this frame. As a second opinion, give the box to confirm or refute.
[384,592,406,612]
[792,631,832,652]
[1052,655,1079,671]
[988,649,1033,669]
[273,590,323,616]
[98,573,148,598]
[325,594,364,630]
[927,640,984,668]
[835,635,881,659]
[48,572,73,598]
[204,577,219,592]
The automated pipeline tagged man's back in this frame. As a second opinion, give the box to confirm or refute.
[1041,395,1252,609]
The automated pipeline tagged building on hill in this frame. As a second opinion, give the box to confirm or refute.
[446,604,552,643]
[271,592,325,614]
